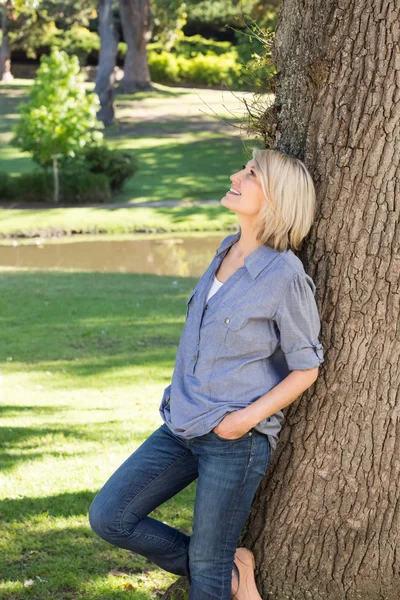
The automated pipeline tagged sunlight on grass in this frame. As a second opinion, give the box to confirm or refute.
[0,270,196,599]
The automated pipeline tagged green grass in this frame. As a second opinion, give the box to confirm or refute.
[0,80,261,200]
[0,270,197,599]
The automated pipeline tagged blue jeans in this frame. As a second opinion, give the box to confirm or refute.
[89,423,271,600]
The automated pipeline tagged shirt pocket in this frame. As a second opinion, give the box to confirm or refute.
[214,312,273,352]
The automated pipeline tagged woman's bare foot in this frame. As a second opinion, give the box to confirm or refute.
[231,562,240,596]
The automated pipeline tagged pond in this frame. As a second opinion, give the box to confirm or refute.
[0,232,235,277]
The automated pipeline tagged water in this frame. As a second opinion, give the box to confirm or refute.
[0,233,234,277]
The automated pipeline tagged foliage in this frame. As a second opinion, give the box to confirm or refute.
[148,47,244,88]
[7,170,53,202]
[12,49,103,168]
[147,50,180,83]
[73,145,139,192]
[0,172,14,200]
[6,0,97,60]
[0,169,111,203]
[183,0,256,38]
[60,169,111,203]
[151,0,187,48]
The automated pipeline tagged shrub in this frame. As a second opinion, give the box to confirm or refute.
[147,51,180,84]
[9,170,111,204]
[11,171,53,203]
[82,146,139,192]
[0,173,15,200]
[60,171,111,204]
[176,52,243,87]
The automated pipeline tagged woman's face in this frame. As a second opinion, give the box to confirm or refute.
[220,160,266,217]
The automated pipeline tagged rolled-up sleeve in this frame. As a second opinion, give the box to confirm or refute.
[273,272,325,371]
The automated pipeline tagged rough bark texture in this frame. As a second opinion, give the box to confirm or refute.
[0,2,13,82]
[95,0,118,125]
[118,0,153,93]
[161,2,399,599]
[242,1,400,599]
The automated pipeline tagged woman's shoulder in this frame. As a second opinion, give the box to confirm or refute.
[278,249,316,294]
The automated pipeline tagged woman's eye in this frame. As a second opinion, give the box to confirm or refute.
[250,169,256,177]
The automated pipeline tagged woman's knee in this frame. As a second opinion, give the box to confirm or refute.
[88,491,133,542]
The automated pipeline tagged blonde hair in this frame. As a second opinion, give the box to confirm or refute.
[250,148,317,252]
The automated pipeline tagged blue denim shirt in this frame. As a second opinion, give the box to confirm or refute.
[159,231,324,451]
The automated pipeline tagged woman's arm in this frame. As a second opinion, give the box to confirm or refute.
[214,368,319,439]
[244,368,319,426]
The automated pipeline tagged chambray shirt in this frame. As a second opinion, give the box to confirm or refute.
[159,230,324,452]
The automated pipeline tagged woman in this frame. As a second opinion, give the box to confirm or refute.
[89,148,325,600]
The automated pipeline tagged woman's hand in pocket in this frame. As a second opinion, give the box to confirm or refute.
[213,408,255,440]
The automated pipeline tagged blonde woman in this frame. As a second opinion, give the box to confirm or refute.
[89,148,325,600]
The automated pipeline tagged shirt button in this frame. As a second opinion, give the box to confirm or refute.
[267,417,271,422]
[224,317,230,323]
[193,355,197,360]
[196,340,200,345]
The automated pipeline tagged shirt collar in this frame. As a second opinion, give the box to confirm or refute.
[215,231,284,280]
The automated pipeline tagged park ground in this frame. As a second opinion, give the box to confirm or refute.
[1,270,197,599]
[0,79,265,238]
[0,80,268,599]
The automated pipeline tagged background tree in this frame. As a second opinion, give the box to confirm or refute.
[162,1,400,599]
[13,49,103,204]
[95,0,118,125]
[118,0,153,93]
[0,0,39,80]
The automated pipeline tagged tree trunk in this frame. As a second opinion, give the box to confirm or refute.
[118,0,153,93]
[161,2,400,600]
[95,0,118,125]
[52,155,59,204]
[242,1,400,599]
[0,1,13,82]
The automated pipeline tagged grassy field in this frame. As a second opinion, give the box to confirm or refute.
[0,269,198,599]
[0,80,264,238]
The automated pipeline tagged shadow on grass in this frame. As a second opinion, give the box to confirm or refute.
[1,524,166,600]
[0,423,157,471]
[110,135,250,205]
[0,271,194,366]
[1,487,195,598]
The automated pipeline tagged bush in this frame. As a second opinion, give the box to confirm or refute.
[147,51,180,84]
[148,48,243,88]
[148,35,233,58]
[60,170,111,204]
[0,173,15,200]
[8,170,111,204]
[177,52,242,87]
[11,171,53,203]
[82,146,139,192]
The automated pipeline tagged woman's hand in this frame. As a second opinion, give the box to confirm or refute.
[213,408,255,440]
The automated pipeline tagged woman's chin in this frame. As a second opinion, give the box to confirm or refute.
[221,194,239,212]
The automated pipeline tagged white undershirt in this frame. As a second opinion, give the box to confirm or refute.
[206,275,224,302]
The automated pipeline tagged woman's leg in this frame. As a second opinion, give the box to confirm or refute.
[187,429,271,600]
[89,423,198,576]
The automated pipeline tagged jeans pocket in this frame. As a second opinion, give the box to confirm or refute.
[211,428,253,442]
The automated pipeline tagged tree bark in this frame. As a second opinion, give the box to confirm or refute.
[118,0,153,93]
[161,1,400,600]
[0,1,13,82]
[242,1,400,599]
[95,0,118,126]
[52,154,59,204]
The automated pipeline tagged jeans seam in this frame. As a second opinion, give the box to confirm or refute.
[119,451,192,533]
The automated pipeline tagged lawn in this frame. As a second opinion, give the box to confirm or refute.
[0,80,265,238]
[0,269,197,599]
